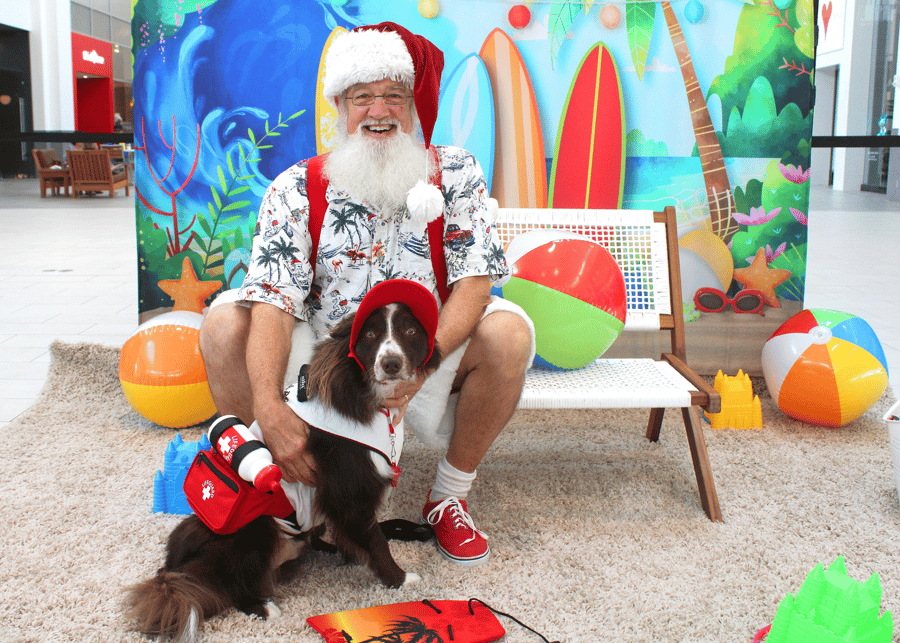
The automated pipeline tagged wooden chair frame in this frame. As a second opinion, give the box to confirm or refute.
[495,206,723,521]
[32,149,71,197]
[67,149,131,198]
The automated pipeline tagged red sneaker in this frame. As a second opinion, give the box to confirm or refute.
[422,493,490,567]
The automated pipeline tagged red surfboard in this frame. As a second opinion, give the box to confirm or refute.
[549,43,625,209]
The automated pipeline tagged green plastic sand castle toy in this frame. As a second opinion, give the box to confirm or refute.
[767,556,893,643]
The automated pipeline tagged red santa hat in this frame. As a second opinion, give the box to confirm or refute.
[322,22,444,147]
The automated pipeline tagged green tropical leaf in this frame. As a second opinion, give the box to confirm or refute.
[217,166,228,193]
[210,185,222,209]
[197,212,213,237]
[626,0,656,82]
[218,215,242,226]
[247,128,256,145]
[289,110,305,120]
[548,0,582,68]
[223,200,252,212]
[193,235,209,253]
[229,185,251,195]
[226,150,235,177]
[257,144,273,149]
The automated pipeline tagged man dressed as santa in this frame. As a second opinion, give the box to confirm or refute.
[200,22,535,568]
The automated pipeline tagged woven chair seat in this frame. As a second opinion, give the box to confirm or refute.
[519,359,694,410]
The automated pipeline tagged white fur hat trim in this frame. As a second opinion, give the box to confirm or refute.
[323,29,415,100]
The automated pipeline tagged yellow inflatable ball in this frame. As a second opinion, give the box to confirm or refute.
[119,311,217,428]
[418,0,439,19]
[678,229,734,292]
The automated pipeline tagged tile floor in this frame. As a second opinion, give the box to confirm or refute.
[0,178,898,429]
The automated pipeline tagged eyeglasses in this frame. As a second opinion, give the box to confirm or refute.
[694,287,766,316]
[345,92,412,106]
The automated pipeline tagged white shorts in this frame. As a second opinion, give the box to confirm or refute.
[209,290,535,450]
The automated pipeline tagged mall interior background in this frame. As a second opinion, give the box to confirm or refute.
[0,0,897,191]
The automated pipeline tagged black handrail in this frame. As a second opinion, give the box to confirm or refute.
[1,131,898,148]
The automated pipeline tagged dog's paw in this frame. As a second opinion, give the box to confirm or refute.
[402,572,421,587]
[263,601,282,619]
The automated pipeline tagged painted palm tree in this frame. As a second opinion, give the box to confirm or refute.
[625,0,738,242]
[658,2,738,242]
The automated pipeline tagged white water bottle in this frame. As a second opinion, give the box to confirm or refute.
[208,415,282,493]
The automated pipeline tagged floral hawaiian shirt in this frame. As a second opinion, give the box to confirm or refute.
[238,145,509,339]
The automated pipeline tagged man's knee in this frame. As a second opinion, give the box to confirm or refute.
[471,311,532,376]
[199,302,249,368]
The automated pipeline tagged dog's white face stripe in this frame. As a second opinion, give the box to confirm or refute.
[373,303,411,383]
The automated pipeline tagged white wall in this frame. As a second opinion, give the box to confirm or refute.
[811,65,837,186]
[28,0,75,130]
[0,0,31,30]
[816,0,876,191]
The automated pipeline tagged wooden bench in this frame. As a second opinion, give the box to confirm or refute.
[494,206,723,521]
[32,149,71,197]
[67,149,131,198]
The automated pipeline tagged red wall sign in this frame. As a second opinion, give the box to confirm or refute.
[71,33,114,132]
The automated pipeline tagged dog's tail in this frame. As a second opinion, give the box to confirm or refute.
[125,570,227,643]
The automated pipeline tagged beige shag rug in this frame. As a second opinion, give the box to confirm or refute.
[2,341,900,643]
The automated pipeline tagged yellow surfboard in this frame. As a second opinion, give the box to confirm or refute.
[315,26,348,155]
[479,28,547,208]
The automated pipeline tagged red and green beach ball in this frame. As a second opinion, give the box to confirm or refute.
[496,231,627,370]
[761,309,889,427]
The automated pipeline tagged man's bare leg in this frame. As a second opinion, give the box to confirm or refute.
[198,302,254,422]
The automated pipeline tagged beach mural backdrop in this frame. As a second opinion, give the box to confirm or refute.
[132,0,815,325]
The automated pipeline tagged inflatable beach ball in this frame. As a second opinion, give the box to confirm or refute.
[119,311,217,428]
[762,309,888,427]
[496,231,626,370]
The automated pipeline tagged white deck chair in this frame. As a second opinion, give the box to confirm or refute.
[494,206,723,521]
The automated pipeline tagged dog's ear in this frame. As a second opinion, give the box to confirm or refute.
[307,313,377,423]
[328,313,355,340]
[422,338,442,374]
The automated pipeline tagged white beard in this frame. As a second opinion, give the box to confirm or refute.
[323,119,433,212]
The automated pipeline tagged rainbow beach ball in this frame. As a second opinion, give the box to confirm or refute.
[497,232,627,370]
[119,311,217,428]
[761,309,889,427]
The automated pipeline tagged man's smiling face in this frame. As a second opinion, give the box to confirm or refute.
[343,78,415,139]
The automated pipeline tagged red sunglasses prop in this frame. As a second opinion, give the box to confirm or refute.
[693,287,766,316]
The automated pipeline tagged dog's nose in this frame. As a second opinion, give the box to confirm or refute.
[380,355,402,376]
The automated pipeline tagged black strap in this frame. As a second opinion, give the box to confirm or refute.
[208,415,243,448]
[230,440,268,475]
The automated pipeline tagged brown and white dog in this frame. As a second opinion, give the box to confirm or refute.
[126,280,441,641]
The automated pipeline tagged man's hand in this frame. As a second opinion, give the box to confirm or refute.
[382,368,433,424]
[255,399,317,486]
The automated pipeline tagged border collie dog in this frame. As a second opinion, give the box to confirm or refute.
[126,299,441,641]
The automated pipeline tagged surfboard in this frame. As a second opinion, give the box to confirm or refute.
[432,53,496,190]
[549,42,625,209]
[315,26,348,156]
[478,28,547,208]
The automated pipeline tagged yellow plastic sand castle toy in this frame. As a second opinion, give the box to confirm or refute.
[704,369,762,430]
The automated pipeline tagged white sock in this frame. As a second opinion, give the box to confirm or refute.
[430,457,476,502]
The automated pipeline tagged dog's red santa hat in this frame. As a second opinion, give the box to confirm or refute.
[349,279,440,371]
[322,21,444,148]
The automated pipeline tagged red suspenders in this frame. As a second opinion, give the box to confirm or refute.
[304,148,450,304]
